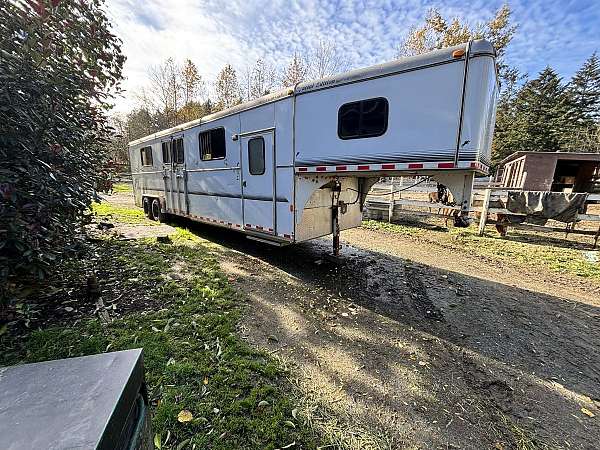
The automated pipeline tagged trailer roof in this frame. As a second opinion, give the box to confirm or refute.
[129,40,495,147]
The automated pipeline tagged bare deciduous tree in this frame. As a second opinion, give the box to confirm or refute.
[397,5,516,81]
[215,64,241,110]
[182,58,205,106]
[282,52,309,87]
[147,57,182,127]
[308,39,348,79]
[139,58,207,126]
[249,59,278,99]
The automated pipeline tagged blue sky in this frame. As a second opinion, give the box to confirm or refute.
[105,0,600,111]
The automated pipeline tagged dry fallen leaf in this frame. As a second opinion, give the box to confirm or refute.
[203,376,209,385]
[177,410,193,423]
[581,407,595,418]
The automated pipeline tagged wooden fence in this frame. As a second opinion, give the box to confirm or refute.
[364,177,600,247]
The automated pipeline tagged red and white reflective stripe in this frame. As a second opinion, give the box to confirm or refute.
[295,161,489,173]
[244,224,275,233]
[194,216,243,229]
[469,161,489,171]
[191,215,291,237]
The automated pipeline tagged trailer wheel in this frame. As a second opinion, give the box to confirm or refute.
[142,197,151,218]
[151,199,164,222]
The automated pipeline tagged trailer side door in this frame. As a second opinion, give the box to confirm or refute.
[241,131,275,234]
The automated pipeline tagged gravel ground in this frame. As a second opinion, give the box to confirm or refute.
[107,192,600,449]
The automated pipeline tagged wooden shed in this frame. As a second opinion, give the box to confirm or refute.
[495,151,600,193]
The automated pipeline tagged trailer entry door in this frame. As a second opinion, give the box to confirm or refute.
[162,137,186,215]
[241,131,275,234]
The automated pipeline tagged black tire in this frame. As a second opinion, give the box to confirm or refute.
[151,198,164,222]
[143,197,151,218]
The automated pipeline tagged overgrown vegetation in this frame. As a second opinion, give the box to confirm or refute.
[0,1,124,310]
[1,206,322,449]
[362,219,600,281]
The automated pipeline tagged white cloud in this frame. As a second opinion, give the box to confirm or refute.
[105,0,600,113]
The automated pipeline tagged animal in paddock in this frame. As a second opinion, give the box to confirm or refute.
[428,184,458,227]
[428,191,440,203]
[495,213,510,236]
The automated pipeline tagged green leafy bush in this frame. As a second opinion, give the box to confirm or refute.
[0,1,124,308]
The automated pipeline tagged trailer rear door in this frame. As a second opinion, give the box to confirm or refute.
[241,131,275,234]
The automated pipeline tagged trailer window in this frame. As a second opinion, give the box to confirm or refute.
[338,97,388,140]
[161,142,171,163]
[173,138,185,164]
[140,146,153,166]
[199,127,226,161]
[248,137,265,175]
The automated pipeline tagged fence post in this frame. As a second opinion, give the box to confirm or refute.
[478,188,492,236]
[389,177,394,222]
[398,177,403,211]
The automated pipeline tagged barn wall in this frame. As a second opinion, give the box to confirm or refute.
[521,154,557,191]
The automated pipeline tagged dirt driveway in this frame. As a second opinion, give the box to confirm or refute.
[105,193,600,449]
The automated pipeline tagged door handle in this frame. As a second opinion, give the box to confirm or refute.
[242,181,247,187]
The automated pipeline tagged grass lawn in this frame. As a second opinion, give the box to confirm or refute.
[1,203,323,450]
[92,201,160,225]
[362,219,600,281]
[112,181,134,193]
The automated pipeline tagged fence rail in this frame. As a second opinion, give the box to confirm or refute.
[365,177,600,247]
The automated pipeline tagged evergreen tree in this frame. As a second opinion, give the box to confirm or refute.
[570,52,600,124]
[491,68,525,164]
[492,67,580,161]
[514,67,578,151]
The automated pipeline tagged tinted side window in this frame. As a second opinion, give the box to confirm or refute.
[161,142,171,163]
[173,138,185,164]
[248,137,265,175]
[338,97,388,139]
[199,127,226,161]
[140,146,153,166]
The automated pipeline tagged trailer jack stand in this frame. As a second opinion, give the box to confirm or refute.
[332,178,342,257]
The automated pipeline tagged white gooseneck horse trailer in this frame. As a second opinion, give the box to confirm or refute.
[129,40,498,252]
